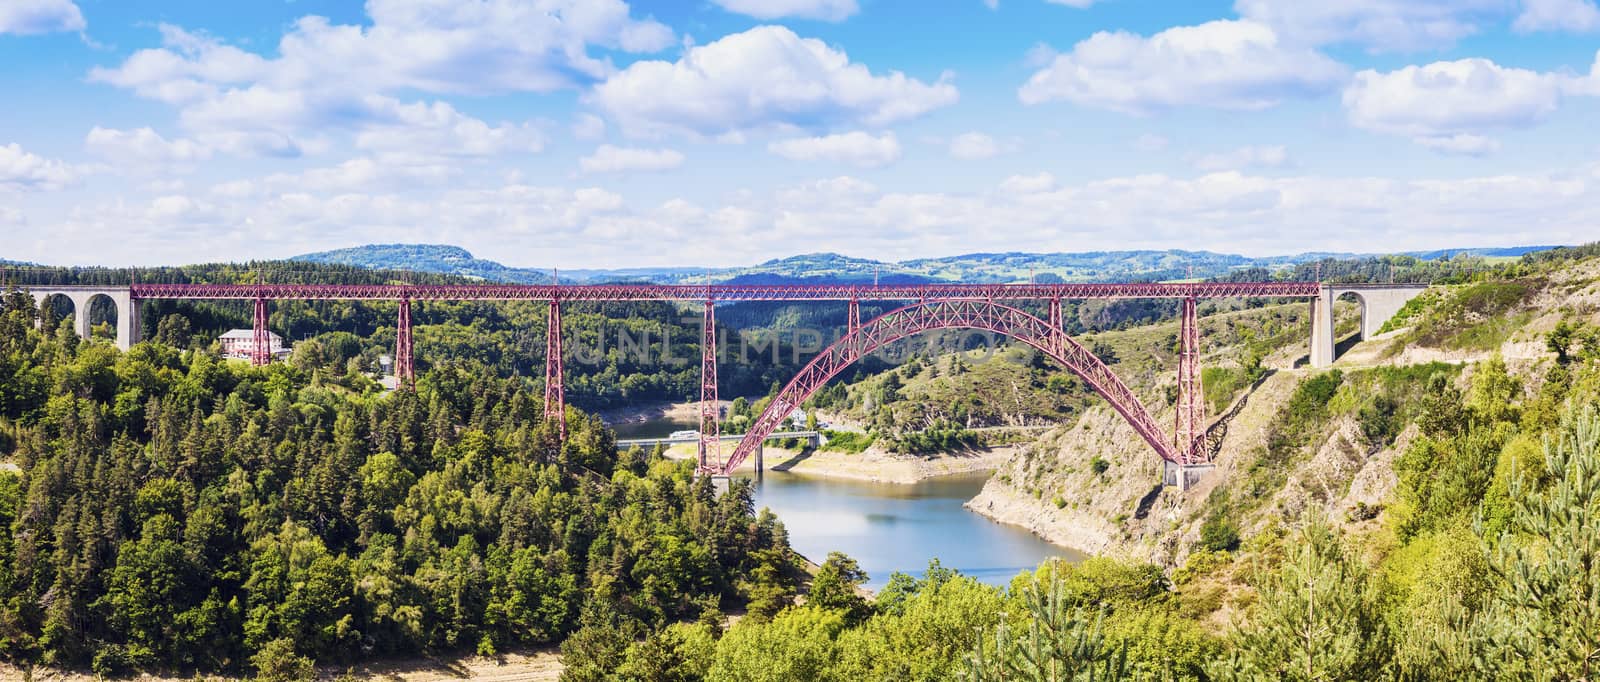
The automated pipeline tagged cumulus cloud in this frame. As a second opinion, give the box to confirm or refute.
[354,100,545,161]
[0,0,84,35]
[0,143,81,191]
[1193,145,1290,170]
[1342,57,1600,151]
[1234,0,1508,51]
[947,132,1010,160]
[87,1,670,155]
[1514,0,1600,32]
[14,163,1600,267]
[710,0,859,21]
[1414,134,1501,156]
[1018,20,1346,113]
[769,131,902,167]
[85,127,213,167]
[578,145,686,174]
[591,26,958,137]
[572,113,607,141]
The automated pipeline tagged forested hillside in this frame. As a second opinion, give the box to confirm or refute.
[0,288,802,677]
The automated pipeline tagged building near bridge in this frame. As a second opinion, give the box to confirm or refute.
[218,329,291,361]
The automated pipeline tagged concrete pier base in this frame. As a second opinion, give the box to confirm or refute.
[1164,462,1215,491]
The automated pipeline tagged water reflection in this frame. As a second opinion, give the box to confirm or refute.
[743,470,1084,590]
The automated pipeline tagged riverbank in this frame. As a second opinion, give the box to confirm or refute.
[659,443,1016,484]
[595,399,711,425]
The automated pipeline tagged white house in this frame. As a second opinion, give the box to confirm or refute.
[219,329,291,361]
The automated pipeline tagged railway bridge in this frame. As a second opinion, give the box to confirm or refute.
[13,280,1426,488]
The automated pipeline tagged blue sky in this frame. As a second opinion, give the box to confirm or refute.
[1,0,1598,268]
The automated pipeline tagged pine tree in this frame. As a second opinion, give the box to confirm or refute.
[963,575,1126,681]
[1472,405,1600,680]
[1208,519,1391,681]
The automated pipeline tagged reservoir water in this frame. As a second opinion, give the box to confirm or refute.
[743,470,1084,590]
[609,411,1083,590]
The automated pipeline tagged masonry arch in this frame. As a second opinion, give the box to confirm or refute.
[85,292,120,342]
[713,299,1187,475]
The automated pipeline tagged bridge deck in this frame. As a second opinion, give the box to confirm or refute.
[618,430,820,447]
[117,282,1322,301]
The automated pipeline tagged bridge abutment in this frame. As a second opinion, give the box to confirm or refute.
[1309,284,1428,368]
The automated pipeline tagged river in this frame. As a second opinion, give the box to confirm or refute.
[742,471,1082,590]
[612,412,1082,590]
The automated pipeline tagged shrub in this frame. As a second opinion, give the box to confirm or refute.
[1090,456,1110,475]
[1199,516,1241,552]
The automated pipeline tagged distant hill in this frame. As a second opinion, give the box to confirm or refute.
[293,244,553,284]
[291,243,1568,285]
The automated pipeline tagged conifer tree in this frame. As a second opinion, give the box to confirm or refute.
[1207,519,1391,681]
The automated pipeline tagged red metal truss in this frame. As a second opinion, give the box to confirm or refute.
[396,298,414,387]
[544,301,565,440]
[1176,298,1202,460]
[698,301,721,472]
[713,300,1192,475]
[251,297,270,367]
[130,281,1319,303]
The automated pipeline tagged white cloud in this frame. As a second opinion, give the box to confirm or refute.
[1414,134,1501,155]
[15,163,1600,268]
[710,0,859,21]
[85,127,213,167]
[1514,0,1600,32]
[1133,134,1170,151]
[769,131,902,167]
[573,113,607,141]
[88,1,671,154]
[1234,0,1509,51]
[579,145,685,174]
[948,132,1009,160]
[1193,145,1290,170]
[1342,57,1599,150]
[0,143,80,191]
[354,100,545,161]
[1018,20,1346,113]
[0,0,84,35]
[591,26,959,137]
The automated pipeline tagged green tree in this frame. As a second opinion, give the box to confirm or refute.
[1208,519,1390,682]
[707,606,845,682]
[807,552,869,623]
[1471,405,1600,680]
[1546,320,1578,364]
[964,575,1126,681]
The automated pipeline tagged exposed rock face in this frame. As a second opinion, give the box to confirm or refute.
[966,370,1411,567]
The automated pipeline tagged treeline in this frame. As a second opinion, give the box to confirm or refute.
[0,289,801,677]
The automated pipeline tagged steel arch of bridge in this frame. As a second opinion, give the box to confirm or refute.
[712,299,1195,476]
